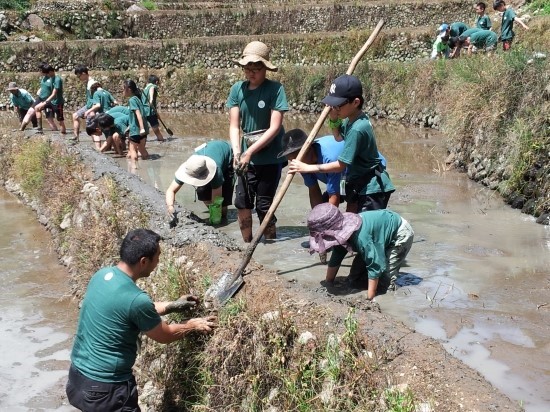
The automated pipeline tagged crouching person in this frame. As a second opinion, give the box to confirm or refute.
[307,203,414,300]
[66,228,216,411]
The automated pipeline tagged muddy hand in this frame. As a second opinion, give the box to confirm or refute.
[164,295,199,314]
[236,160,249,176]
[166,208,178,228]
[191,315,217,333]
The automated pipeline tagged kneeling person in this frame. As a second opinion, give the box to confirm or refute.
[307,203,414,300]
[166,140,234,224]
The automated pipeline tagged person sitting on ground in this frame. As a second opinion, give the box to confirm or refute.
[493,0,529,51]
[142,74,165,142]
[66,228,216,411]
[123,79,149,168]
[84,82,118,149]
[450,28,482,57]
[33,63,65,133]
[449,21,470,37]
[6,82,38,130]
[289,74,395,213]
[307,203,414,300]
[165,140,234,224]
[458,29,498,55]
[71,64,96,142]
[475,2,493,30]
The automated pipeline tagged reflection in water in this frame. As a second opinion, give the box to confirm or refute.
[0,189,77,411]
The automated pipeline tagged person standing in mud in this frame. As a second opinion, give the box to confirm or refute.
[142,74,165,142]
[6,82,38,130]
[289,74,394,213]
[33,63,66,133]
[66,228,216,411]
[165,140,234,224]
[227,41,289,242]
[123,79,149,169]
[71,64,96,142]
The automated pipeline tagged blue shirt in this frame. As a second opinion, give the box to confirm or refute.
[9,88,34,110]
[302,135,345,196]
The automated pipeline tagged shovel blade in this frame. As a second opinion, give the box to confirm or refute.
[204,271,245,307]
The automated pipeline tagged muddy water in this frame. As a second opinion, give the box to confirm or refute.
[1,112,549,411]
[114,113,550,411]
[0,190,77,411]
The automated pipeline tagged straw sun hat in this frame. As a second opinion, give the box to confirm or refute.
[175,155,217,187]
[6,81,19,91]
[307,203,362,254]
[236,41,278,72]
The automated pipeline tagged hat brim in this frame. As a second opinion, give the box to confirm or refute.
[277,145,301,159]
[6,87,18,91]
[236,55,278,72]
[308,212,362,253]
[321,95,348,107]
[175,157,217,187]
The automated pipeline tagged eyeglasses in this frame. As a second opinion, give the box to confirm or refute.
[243,66,265,74]
[331,99,353,109]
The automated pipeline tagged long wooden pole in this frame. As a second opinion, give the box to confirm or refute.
[232,19,385,283]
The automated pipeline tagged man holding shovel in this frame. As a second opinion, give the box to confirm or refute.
[66,228,216,411]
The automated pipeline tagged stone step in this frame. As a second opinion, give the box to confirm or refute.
[2,0,473,41]
[0,26,436,73]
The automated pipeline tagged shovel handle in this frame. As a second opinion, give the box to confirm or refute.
[232,19,386,281]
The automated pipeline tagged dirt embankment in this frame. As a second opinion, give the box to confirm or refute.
[0,130,521,410]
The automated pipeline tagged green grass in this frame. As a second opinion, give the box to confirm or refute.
[0,0,29,10]
[526,0,550,15]
[140,0,157,10]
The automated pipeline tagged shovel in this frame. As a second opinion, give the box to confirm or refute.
[204,19,386,307]
[159,117,174,136]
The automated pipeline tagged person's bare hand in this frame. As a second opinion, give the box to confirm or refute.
[190,316,217,333]
[288,159,309,174]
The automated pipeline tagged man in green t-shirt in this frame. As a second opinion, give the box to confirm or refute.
[475,2,492,30]
[493,0,529,51]
[33,63,66,133]
[71,64,96,142]
[6,81,38,129]
[166,140,234,224]
[66,229,216,411]
[142,74,165,142]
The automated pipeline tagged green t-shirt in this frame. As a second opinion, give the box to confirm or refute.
[470,30,498,48]
[91,88,115,113]
[38,75,54,100]
[476,15,492,30]
[329,210,402,279]
[460,28,482,39]
[70,266,161,383]
[51,75,64,105]
[450,22,469,37]
[142,83,158,116]
[9,88,34,110]
[107,105,130,118]
[85,78,95,109]
[128,95,148,136]
[338,113,395,195]
[175,140,233,189]
[500,7,516,41]
[226,79,289,165]
[436,39,449,54]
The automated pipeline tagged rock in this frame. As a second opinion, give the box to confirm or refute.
[60,212,72,230]
[127,4,146,12]
[298,331,316,345]
[22,14,45,31]
[29,35,43,43]
[536,213,549,225]
[261,311,280,322]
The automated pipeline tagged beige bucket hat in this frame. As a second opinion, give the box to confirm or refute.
[236,41,278,72]
[175,155,217,187]
[6,81,19,91]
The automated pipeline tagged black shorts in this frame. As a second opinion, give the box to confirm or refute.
[234,163,282,223]
[66,364,140,412]
[146,114,159,128]
[196,166,235,207]
[49,103,64,121]
[129,134,146,143]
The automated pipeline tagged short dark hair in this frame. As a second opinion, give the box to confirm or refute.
[493,0,505,10]
[97,113,115,130]
[123,79,141,98]
[85,118,99,136]
[476,2,486,11]
[449,36,459,49]
[74,64,89,76]
[148,74,160,84]
[39,62,54,74]
[120,229,161,265]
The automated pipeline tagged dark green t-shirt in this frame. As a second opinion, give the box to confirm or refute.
[476,15,492,30]
[500,7,516,41]
[175,140,233,189]
[226,79,289,165]
[142,83,158,116]
[38,76,54,100]
[128,95,148,136]
[460,28,482,39]
[107,105,130,118]
[338,113,395,195]
[329,210,402,279]
[470,30,498,48]
[91,88,115,113]
[70,266,161,382]
[450,22,469,37]
[51,75,64,105]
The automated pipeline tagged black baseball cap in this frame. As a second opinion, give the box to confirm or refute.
[321,74,363,107]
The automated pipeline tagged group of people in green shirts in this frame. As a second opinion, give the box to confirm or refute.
[431,1,529,59]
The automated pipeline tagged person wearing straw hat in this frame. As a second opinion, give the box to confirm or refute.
[165,140,234,224]
[307,203,414,300]
[227,40,289,242]
[6,81,38,130]
[289,74,394,213]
